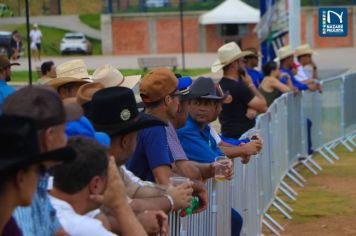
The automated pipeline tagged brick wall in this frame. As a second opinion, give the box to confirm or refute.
[156,18,199,53]
[111,19,150,54]
[109,7,355,55]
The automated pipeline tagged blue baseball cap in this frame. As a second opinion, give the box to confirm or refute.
[66,116,110,147]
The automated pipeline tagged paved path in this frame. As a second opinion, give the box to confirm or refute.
[11,46,356,79]
[0,15,101,40]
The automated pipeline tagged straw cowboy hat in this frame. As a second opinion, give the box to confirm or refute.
[276,45,294,61]
[211,42,253,73]
[295,44,315,57]
[48,59,92,89]
[92,64,141,89]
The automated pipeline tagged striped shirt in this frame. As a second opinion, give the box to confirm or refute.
[165,121,188,161]
[13,175,61,236]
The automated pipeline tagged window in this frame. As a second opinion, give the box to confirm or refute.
[218,24,248,37]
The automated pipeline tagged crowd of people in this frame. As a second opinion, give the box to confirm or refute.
[0,40,320,236]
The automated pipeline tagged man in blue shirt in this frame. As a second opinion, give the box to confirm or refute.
[277,46,318,92]
[244,48,263,88]
[0,55,19,113]
[177,77,243,236]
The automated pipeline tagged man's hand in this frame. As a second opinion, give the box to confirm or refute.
[245,107,257,120]
[167,182,193,210]
[137,210,168,236]
[211,159,234,180]
[241,72,254,87]
[89,156,127,210]
[240,140,263,156]
[191,181,208,213]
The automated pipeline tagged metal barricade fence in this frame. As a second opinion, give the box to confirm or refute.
[169,72,356,235]
[169,179,231,236]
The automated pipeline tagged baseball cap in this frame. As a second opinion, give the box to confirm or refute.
[3,86,82,129]
[0,55,20,70]
[66,116,110,147]
[140,68,180,103]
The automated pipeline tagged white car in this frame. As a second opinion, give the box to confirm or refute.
[60,32,92,55]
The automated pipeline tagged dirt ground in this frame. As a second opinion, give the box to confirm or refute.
[264,145,356,236]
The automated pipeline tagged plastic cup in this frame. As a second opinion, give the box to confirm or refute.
[214,156,230,182]
[169,176,190,187]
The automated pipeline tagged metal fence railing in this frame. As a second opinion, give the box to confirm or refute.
[169,72,356,235]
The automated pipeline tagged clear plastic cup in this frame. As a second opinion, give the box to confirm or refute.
[214,156,230,182]
[169,176,190,187]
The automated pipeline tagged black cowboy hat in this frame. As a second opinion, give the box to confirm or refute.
[190,77,228,101]
[91,87,166,137]
[0,115,76,172]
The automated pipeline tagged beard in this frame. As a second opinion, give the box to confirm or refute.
[5,75,11,82]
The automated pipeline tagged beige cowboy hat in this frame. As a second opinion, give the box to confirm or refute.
[276,45,294,61]
[48,59,92,89]
[92,64,141,89]
[295,44,315,57]
[76,82,104,106]
[211,42,254,73]
[56,59,91,79]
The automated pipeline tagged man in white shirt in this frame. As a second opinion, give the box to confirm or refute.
[29,24,42,61]
[50,136,153,236]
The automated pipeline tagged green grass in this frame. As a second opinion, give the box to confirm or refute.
[266,146,356,228]
[10,68,210,84]
[79,13,101,30]
[0,24,101,56]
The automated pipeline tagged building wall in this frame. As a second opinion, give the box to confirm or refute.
[111,12,259,54]
[108,7,355,55]
[112,19,150,54]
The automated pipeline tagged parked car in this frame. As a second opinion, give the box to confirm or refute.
[60,32,92,55]
[0,31,12,58]
[0,4,14,17]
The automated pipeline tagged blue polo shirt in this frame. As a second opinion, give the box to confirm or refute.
[126,126,173,182]
[0,80,16,114]
[177,116,224,164]
[280,67,308,91]
[246,67,263,88]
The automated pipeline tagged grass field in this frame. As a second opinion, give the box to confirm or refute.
[10,68,211,83]
[264,145,356,235]
[0,24,101,56]
[79,13,101,30]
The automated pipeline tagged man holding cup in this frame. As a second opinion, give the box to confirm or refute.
[177,77,244,236]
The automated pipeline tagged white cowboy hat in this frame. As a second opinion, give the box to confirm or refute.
[276,45,294,61]
[56,59,91,80]
[92,64,141,89]
[211,42,253,73]
[295,44,315,57]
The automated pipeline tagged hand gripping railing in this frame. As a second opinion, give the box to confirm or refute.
[168,72,356,236]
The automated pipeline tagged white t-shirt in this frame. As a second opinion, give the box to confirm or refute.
[49,196,116,236]
[30,29,42,44]
[295,66,309,82]
[209,125,222,144]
